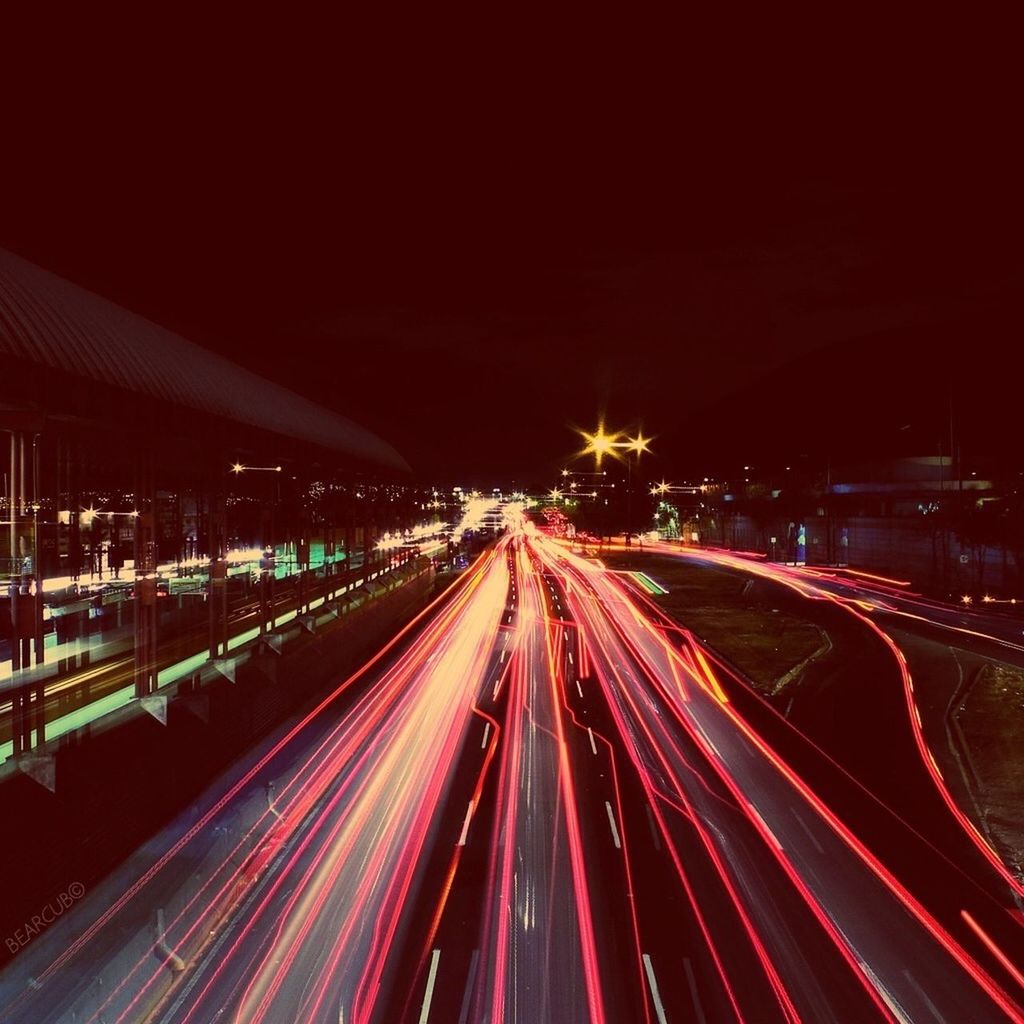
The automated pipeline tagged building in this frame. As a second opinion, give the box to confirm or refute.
[1,247,421,764]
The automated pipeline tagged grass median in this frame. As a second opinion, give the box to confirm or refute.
[955,662,1024,879]
[599,551,825,696]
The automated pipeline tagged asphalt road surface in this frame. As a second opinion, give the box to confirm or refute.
[1,521,1021,1022]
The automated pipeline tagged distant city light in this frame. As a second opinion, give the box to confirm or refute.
[626,431,651,455]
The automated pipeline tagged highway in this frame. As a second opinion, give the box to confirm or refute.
[630,543,1024,910]
[1,516,1022,1022]
[545,538,1023,1022]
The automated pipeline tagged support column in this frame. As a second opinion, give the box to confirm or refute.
[134,458,159,698]
[207,489,228,660]
[7,429,22,675]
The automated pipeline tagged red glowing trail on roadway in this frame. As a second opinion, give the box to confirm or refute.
[2,514,1022,1023]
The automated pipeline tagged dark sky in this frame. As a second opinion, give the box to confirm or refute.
[4,17,1022,484]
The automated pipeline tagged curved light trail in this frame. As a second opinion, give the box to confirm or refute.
[1,518,1021,1023]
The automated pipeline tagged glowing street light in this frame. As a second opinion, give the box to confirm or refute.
[625,431,651,456]
[230,463,283,474]
[652,480,701,496]
[617,431,653,545]
[82,507,139,524]
[579,425,653,461]
[575,422,655,550]
[580,426,620,466]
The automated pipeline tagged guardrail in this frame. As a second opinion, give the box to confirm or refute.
[0,553,429,768]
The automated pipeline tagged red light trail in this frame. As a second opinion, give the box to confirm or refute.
[1,519,1021,1023]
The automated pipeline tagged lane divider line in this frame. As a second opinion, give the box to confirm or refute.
[605,800,622,850]
[643,953,669,1024]
[457,802,474,847]
[418,948,441,1023]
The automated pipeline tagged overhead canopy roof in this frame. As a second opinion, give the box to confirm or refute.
[0,248,409,472]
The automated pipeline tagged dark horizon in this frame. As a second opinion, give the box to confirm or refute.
[3,22,1022,484]
[5,20,1024,1024]
[5,210,1021,487]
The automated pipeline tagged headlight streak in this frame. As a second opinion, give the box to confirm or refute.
[598,631,896,1022]
[700,664,1024,1019]
[627,580,1017,905]
[35,546,508,1024]
[659,600,1024,1005]
[225,551,511,1024]
[543,537,1023,1023]
[475,539,608,1024]
[645,542,1024,902]
[962,911,1024,992]
[420,706,503,949]
[17,554,490,1000]
[535,548,608,1024]
[170,589,490,1019]
[562,566,804,1023]
[10,521,1024,1024]
[542,590,653,1024]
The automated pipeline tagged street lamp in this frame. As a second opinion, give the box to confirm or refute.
[231,463,283,474]
[650,480,700,496]
[620,431,651,545]
[580,426,620,466]
[586,430,652,544]
[81,507,140,524]
[625,431,651,457]
[229,462,284,569]
[576,424,655,543]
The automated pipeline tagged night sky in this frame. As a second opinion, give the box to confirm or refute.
[4,20,1022,483]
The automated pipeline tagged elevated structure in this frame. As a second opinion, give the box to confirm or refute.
[0,248,423,769]
[0,247,408,472]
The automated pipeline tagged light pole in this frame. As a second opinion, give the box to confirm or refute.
[620,432,650,545]
[230,462,283,550]
[229,462,283,644]
[578,425,652,549]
